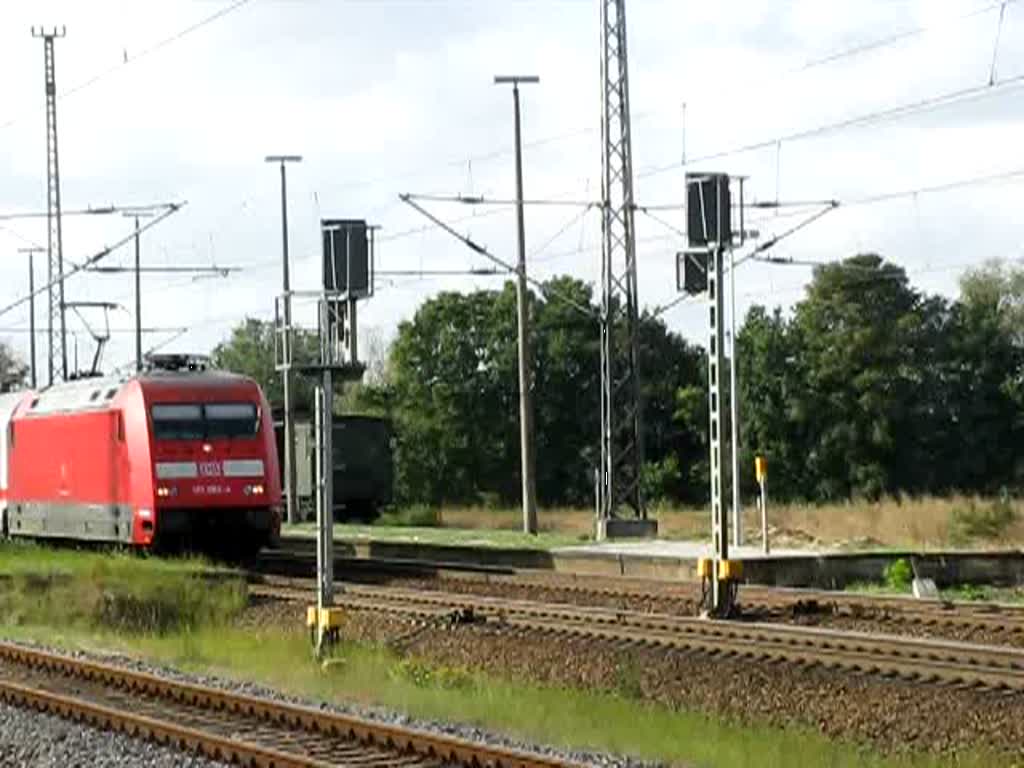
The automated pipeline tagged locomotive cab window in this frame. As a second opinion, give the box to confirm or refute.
[150,402,258,440]
[151,404,204,440]
[204,403,259,439]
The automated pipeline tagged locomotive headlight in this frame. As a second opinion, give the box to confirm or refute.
[243,484,265,496]
[253,484,264,495]
[157,486,170,498]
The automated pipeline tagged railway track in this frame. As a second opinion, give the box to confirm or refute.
[255,541,1024,642]
[745,584,1024,638]
[253,577,1024,693]
[0,640,581,768]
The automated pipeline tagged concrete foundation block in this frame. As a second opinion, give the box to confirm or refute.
[596,517,659,541]
[912,577,940,600]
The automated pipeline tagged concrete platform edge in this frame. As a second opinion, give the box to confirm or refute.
[279,534,1024,587]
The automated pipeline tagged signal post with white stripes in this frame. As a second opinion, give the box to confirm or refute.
[678,172,746,618]
[276,219,375,655]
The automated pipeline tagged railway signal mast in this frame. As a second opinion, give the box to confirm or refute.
[678,173,746,617]
[32,26,68,385]
[277,219,374,655]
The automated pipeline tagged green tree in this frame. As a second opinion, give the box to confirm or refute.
[0,341,28,392]
[673,383,709,497]
[532,277,600,505]
[783,254,923,500]
[385,289,517,505]
[373,276,707,507]
[210,318,319,412]
[735,256,1024,502]
[947,262,1024,489]
[736,305,805,500]
[637,311,706,504]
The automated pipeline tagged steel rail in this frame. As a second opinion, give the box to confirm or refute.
[744,584,1024,621]
[346,584,1024,669]
[253,581,1024,691]
[256,543,1024,638]
[0,641,583,768]
[0,677,338,768]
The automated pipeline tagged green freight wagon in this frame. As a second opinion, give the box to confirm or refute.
[274,413,394,521]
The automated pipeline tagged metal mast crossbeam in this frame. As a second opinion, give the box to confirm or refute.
[32,26,68,386]
[598,0,649,536]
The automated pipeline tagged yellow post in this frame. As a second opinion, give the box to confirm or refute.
[755,456,768,554]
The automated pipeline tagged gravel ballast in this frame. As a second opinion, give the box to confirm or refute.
[0,699,223,768]
[0,636,643,768]
[329,603,1024,760]
[243,595,1024,758]
[321,573,1024,648]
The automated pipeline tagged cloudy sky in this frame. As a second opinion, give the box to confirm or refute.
[1,0,1023,381]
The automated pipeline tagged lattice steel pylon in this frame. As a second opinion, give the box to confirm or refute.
[598,0,645,524]
[33,26,68,385]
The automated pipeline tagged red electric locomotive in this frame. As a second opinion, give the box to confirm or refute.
[0,354,281,554]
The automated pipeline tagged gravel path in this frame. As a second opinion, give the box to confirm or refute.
[0,700,222,767]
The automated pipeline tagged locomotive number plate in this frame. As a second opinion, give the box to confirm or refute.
[193,484,228,495]
[198,461,222,477]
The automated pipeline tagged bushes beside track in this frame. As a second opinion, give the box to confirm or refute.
[0,542,245,634]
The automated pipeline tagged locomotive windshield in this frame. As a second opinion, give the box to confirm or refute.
[151,402,259,440]
[205,403,259,438]
[151,404,204,440]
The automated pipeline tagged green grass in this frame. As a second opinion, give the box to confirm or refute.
[282,522,586,549]
[0,541,245,634]
[940,584,1024,603]
[847,580,1024,605]
[0,540,225,577]
[0,622,992,768]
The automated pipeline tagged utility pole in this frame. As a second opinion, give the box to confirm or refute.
[266,154,303,526]
[729,177,746,547]
[17,247,45,389]
[123,212,153,372]
[494,75,539,535]
[729,246,741,546]
[32,26,68,385]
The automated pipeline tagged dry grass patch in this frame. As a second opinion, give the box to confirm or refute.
[439,504,708,540]
[439,506,594,536]
[432,495,1024,551]
[766,495,1024,550]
